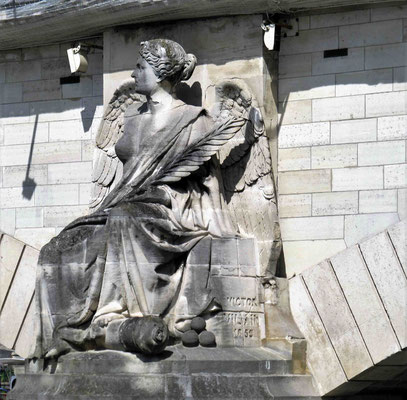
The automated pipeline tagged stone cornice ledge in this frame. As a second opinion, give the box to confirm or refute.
[0,0,403,50]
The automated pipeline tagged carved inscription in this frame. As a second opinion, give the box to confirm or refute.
[223,312,259,338]
[226,297,258,308]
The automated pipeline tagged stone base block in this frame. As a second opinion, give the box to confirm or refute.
[9,347,321,400]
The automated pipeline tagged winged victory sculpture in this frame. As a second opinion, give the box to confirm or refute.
[31,39,281,359]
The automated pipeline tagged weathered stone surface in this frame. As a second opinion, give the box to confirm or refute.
[358,140,405,166]
[312,192,358,216]
[0,235,24,309]
[302,260,373,379]
[360,232,407,347]
[279,169,331,194]
[332,166,383,191]
[0,246,37,349]
[331,118,376,144]
[311,144,357,169]
[330,246,400,364]
[289,277,346,395]
[359,189,398,214]
[387,219,407,275]
[344,213,399,246]
[9,347,320,399]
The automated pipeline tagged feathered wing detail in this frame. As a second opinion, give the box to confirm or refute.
[89,79,143,210]
[212,79,281,276]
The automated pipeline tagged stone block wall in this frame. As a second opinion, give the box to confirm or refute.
[278,5,407,276]
[0,40,103,249]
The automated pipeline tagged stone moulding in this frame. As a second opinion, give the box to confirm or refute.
[0,0,403,50]
[289,218,407,396]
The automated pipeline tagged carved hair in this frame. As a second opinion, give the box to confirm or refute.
[139,39,197,85]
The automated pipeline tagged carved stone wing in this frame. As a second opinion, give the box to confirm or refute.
[89,79,143,210]
[212,79,281,276]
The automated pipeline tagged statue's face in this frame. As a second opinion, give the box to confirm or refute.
[131,57,159,95]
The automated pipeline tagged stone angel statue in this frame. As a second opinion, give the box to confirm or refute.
[31,39,280,359]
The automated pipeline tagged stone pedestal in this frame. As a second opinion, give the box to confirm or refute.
[9,347,320,400]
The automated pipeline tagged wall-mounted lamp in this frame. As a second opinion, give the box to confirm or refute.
[66,42,103,74]
[262,15,296,51]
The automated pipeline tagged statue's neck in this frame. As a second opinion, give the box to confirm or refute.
[146,85,175,114]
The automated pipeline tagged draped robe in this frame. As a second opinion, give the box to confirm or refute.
[32,103,237,358]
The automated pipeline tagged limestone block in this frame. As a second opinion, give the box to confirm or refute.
[3,122,49,145]
[0,245,37,349]
[14,227,55,250]
[280,27,338,55]
[0,49,21,62]
[366,91,407,118]
[330,246,400,364]
[332,166,383,191]
[278,100,312,125]
[378,115,407,140]
[14,299,35,358]
[22,44,60,61]
[336,68,392,97]
[312,191,358,216]
[344,213,400,246]
[81,96,104,119]
[0,187,35,208]
[387,219,407,276]
[0,63,5,83]
[81,140,94,161]
[278,147,310,171]
[303,260,373,379]
[0,209,15,236]
[62,76,93,99]
[279,169,331,194]
[312,47,364,76]
[359,190,398,214]
[23,79,61,102]
[384,164,407,189]
[44,205,89,228]
[5,60,41,82]
[310,9,369,29]
[359,140,405,166]
[312,144,357,169]
[1,82,23,104]
[35,184,79,206]
[41,58,70,80]
[83,53,103,75]
[0,235,24,309]
[360,232,407,347]
[393,67,407,91]
[79,183,92,204]
[29,99,82,122]
[339,20,402,48]
[278,194,311,218]
[371,5,407,21]
[280,216,343,241]
[278,75,335,102]
[331,118,376,144]
[2,165,47,187]
[0,142,82,166]
[312,95,365,122]
[1,102,30,124]
[365,43,407,70]
[279,53,311,78]
[16,207,43,228]
[398,188,407,220]
[209,276,261,313]
[289,276,347,395]
[49,120,91,142]
[48,161,92,184]
[278,122,329,148]
[92,74,103,96]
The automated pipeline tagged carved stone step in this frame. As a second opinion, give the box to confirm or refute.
[9,347,321,399]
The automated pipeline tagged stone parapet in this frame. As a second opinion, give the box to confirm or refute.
[289,219,407,396]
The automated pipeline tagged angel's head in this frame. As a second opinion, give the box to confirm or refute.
[132,39,197,95]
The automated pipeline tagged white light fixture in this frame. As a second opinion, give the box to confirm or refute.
[262,22,276,50]
[67,43,90,74]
